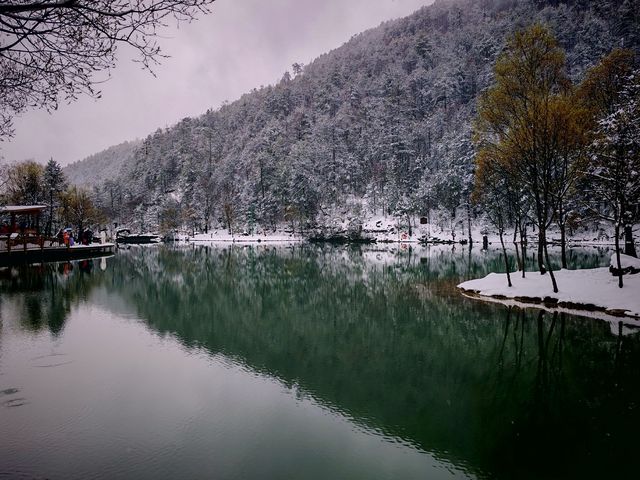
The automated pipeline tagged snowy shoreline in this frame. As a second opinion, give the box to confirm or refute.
[458,267,640,320]
[128,215,638,247]
[175,226,625,247]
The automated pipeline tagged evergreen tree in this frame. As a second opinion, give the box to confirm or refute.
[585,68,640,286]
[43,158,68,236]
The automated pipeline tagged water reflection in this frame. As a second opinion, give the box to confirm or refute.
[1,245,638,479]
[0,259,104,335]
[104,245,638,478]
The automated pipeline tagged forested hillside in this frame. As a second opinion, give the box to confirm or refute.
[64,140,141,188]
[76,0,639,233]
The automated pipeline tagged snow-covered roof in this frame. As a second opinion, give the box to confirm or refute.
[0,205,48,214]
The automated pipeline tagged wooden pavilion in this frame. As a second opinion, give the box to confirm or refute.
[0,204,47,234]
[0,204,114,266]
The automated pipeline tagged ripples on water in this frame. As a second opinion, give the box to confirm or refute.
[0,244,638,480]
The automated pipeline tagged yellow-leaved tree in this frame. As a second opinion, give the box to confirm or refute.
[474,24,588,293]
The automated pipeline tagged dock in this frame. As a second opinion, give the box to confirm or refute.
[0,204,116,267]
[0,243,116,267]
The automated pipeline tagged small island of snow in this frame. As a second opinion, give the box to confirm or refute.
[458,265,640,319]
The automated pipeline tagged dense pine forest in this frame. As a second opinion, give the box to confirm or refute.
[9,0,640,238]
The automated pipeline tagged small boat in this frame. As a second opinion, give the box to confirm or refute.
[115,229,162,244]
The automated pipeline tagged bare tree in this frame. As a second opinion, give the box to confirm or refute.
[473,150,514,288]
[0,0,216,138]
[60,185,101,235]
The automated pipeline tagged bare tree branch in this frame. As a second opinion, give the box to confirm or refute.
[0,0,216,139]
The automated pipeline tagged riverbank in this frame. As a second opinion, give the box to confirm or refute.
[458,267,640,319]
[171,220,636,246]
[189,231,302,243]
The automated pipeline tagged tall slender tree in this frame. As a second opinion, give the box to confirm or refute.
[577,49,638,270]
[473,149,513,287]
[475,24,574,293]
[584,68,640,287]
[43,158,68,236]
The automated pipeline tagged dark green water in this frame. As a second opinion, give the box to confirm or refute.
[1,244,639,479]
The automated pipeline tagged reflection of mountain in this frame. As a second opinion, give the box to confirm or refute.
[97,245,639,480]
[0,260,103,335]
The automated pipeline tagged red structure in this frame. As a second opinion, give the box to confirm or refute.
[0,205,114,266]
[0,205,47,234]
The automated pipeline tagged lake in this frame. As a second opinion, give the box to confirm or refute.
[1,244,639,479]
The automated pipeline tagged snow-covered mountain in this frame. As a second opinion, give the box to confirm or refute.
[64,139,141,188]
[68,0,640,232]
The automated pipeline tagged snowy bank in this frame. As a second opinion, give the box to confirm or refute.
[458,267,640,318]
[190,230,303,244]
[610,253,640,274]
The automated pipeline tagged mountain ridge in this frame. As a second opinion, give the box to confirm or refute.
[64,139,141,188]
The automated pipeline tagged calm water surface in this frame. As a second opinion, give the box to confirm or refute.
[1,244,639,479]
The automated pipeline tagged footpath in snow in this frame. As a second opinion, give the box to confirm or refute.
[458,256,640,319]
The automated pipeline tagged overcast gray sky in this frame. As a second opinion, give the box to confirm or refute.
[1,0,433,166]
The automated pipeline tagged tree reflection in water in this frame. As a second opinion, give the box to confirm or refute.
[0,258,102,335]
[1,244,638,479]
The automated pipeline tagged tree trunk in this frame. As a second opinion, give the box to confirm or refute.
[542,237,558,293]
[513,223,522,272]
[47,191,54,237]
[615,223,624,288]
[624,224,637,258]
[537,227,546,274]
[499,229,512,288]
[466,201,473,246]
[520,222,527,278]
[559,221,567,269]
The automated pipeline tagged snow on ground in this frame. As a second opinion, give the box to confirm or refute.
[610,253,640,269]
[359,217,637,246]
[151,215,637,247]
[458,268,640,318]
[190,230,303,244]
